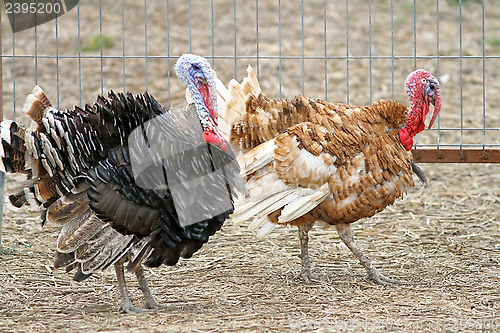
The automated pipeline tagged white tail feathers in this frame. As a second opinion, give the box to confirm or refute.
[237,139,276,177]
[240,65,261,97]
[231,181,331,237]
[0,120,14,172]
[0,120,13,162]
[0,119,13,147]
[22,85,53,131]
[22,85,45,113]
[278,183,330,224]
[185,68,229,131]
[256,220,276,239]
[217,65,261,145]
[247,216,276,239]
[24,187,40,207]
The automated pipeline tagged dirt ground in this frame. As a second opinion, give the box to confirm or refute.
[1,0,500,332]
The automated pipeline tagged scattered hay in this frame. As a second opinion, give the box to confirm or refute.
[1,0,499,332]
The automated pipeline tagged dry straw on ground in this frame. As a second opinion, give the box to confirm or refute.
[1,0,500,332]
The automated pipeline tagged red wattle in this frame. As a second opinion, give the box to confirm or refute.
[197,82,217,125]
[417,122,425,134]
[398,128,413,151]
[203,131,228,152]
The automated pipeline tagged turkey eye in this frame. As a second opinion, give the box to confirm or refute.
[429,82,435,90]
[193,64,201,70]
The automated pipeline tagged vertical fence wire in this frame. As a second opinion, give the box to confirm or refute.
[413,0,417,70]
[368,0,372,104]
[345,0,349,104]
[459,0,464,154]
[481,0,486,153]
[34,16,37,86]
[55,11,60,109]
[436,0,441,154]
[11,18,15,121]
[233,0,237,78]
[77,2,82,105]
[255,0,259,79]
[99,0,103,96]
[278,0,282,99]
[144,0,148,92]
[121,0,126,93]
[211,0,215,67]
[412,0,417,148]
[323,0,327,100]
[300,0,304,96]
[167,0,171,108]
[390,0,394,101]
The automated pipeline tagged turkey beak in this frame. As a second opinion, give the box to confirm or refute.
[197,77,208,86]
[426,78,441,129]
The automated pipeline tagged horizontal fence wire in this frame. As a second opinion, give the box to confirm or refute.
[3,55,500,59]
[1,0,499,163]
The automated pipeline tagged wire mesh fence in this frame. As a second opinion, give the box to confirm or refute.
[1,0,499,161]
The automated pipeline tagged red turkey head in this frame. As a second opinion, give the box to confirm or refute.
[399,68,441,150]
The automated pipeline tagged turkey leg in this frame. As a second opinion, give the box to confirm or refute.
[114,258,148,313]
[335,223,400,284]
[134,266,163,309]
[295,222,321,283]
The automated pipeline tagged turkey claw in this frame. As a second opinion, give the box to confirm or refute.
[367,267,401,285]
[295,269,322,284]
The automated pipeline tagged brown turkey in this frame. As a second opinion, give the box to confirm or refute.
[0,54,245,312]
[219,66,440,284]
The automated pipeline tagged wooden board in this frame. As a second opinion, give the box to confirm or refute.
[412,147,500,163]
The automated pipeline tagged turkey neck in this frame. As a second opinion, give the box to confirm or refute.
[403,96,428,138]
[191,80,221,138]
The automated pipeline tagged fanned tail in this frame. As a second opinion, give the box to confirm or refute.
[0,86,65,212]
[221,65,316,153]
[218,65,261,146]
[52,190,135,282]
[217,65,262,153]
[0,120,28,174]
[23,85,52,131]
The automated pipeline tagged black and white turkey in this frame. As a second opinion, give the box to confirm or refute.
[1,54,246,313]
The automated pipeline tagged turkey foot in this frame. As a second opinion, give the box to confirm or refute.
[135,267,165,310]
[367,266,400,285]
[295,223,321,283]
[114,260,152,313]
[295,267,321,284]
[335,223,400,285]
